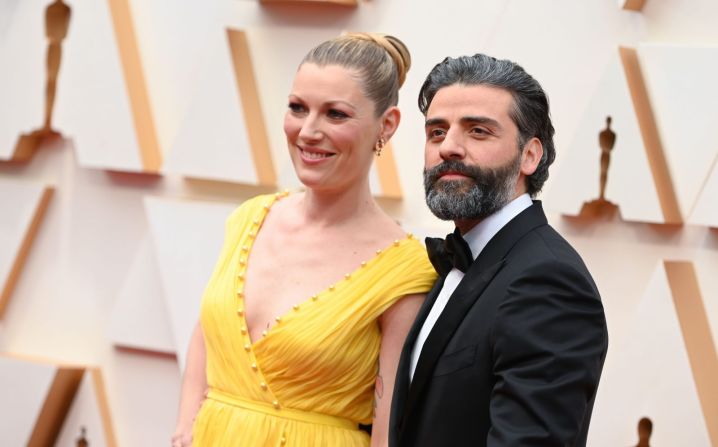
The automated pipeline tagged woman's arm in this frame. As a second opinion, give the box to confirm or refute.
[172,321,208,447]
[370,293,425,447]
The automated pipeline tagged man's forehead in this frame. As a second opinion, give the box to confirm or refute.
[426,84,513,120]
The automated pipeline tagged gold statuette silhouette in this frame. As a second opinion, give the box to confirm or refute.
[577,115,620,219]
[599,116,616,201]
[76,426,89,447]
[4,0,71,163]
[43,0,72,133]
[633,417,652,447]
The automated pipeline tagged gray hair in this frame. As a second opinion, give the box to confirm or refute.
[302,32,411,117]
[418,54,555,197]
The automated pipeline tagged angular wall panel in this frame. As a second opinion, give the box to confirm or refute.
[587,261,714,446]
[144,196,238,370]
[665,261,718,445]
[0,0,47,160]
[689,154,718,227]
[547,48,680,224]
[619,0,647,11]
[637,44,718,218]
[0,354,85,447]
[0,179,53,318]
[0,355,57,446]
[107,233,175,355]
[55,368,117,447]
[55,0,161,172]
[164,29,276,186]
[261,0,358,5]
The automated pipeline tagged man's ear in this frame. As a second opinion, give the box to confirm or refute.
[380,106,401,141]
[520,137,543,176]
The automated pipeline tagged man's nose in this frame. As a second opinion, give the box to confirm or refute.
[439,129,466,160]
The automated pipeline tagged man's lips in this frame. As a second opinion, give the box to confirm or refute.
[438,171,470,180]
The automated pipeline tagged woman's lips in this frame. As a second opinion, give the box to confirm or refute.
[299,147,336,163]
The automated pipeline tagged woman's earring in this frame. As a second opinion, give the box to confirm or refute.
[374,138,385,157]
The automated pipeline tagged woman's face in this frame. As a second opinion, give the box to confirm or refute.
[283,63,382,193]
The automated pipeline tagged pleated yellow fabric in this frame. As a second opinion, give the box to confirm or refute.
[192,194,437,446]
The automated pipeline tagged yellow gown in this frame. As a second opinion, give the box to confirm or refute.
[192,194,437,446]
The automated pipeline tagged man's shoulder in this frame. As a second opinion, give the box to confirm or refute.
[510,223,592,274]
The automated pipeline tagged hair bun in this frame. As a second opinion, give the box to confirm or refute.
[343,32,411,88]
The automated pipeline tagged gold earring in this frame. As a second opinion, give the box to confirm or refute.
[374,138,385,157]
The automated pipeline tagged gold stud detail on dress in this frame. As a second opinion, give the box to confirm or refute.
[344,273,351,280]
[407,232,414,239]
[236,290,243,298]
[311,295,318,301]
[275,192,281,198]
[275,316,282,323]
[293,304,299,311]
[360,261,367,267]
[260,382,268,390]
[253,219,259,225]
[394,239,400,246]
[273,400,280,409]
[238,272,244,280]
[263,203,270,210]
[328,285,335,291]
[239,258,246,266]
[262,330,267,337]
[251,363,257,371]
[280,437,286,445]
[241,246,248,252]
[376,249,382,255]
[244,344,251,351]
[240,326,247,334]
[248,231,256,238]
[237,308,244,316]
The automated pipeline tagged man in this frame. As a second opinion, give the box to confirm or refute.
[389,54,608,446]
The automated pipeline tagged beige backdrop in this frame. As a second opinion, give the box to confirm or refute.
[0,0,717,445]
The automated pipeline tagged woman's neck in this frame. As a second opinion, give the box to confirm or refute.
[297,183,378,227]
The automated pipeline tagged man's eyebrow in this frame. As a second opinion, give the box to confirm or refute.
[460,116,502,129]
[424,116,502,129]
[425,117,447,128]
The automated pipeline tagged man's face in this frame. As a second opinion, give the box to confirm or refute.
[423,84,527,222]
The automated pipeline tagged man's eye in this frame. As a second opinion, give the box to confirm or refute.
[328,109,349,119]
[470,127,488,135]
[428,128,446,139]
[288,102,305,113]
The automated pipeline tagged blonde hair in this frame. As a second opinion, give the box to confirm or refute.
[301,32,411,116]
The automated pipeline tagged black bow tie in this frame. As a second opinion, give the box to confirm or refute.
[425,228,474,277]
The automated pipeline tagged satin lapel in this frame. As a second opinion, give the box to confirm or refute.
[393,278,444,425]
[403,259,505,417]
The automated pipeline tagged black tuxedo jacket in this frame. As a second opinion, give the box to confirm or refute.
[389,202,608,447]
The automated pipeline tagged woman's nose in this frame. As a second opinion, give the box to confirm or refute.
[298,114,322,142]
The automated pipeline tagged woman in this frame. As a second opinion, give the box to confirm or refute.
[173,32,437,447]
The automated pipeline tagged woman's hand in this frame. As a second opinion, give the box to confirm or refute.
[170,430,192,447]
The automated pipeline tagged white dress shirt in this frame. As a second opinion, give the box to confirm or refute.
[409,193,533,381]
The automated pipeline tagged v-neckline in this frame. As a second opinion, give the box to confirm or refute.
[235,193,414,348]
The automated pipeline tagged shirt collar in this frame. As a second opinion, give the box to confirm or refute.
[462,193,533,260]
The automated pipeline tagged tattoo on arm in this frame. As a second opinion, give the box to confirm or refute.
[373,362,384,419]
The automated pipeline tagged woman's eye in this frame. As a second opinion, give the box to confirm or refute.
[288,102,305,113]
[327,109,349,119]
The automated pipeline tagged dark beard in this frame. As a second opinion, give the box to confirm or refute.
[423,156,521,221]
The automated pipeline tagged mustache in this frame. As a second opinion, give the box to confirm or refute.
[424,160,483,186]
